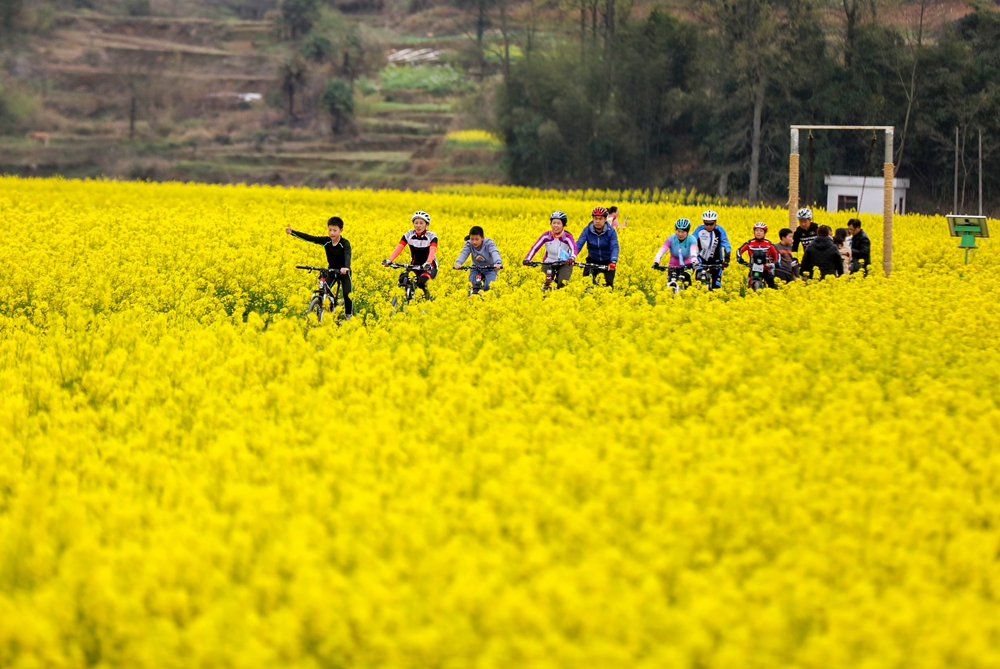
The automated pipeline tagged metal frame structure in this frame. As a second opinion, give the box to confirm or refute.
[789,125,895,277]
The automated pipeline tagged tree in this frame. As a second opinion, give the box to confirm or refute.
[279,56,308,120]
[321,78,354,134]
[280,0,320,39]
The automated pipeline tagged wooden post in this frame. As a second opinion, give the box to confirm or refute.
[883,128,894,278]
[954,126,959,214]
[979,129,983,217]
[789,128,800,229]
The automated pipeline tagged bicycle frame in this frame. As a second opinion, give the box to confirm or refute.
[694,262,724,289]
[385,262,426,307]
[574,261,612,287]
[526,260,567,291]
[738,251,774,291]
[296,265,348,322]
[454,265,498,295]
[653,264,694,293]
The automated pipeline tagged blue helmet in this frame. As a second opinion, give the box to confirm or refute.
[550,210,568,224]
[675,218,692,231]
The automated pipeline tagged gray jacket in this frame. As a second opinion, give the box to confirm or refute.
[456,237,502,267]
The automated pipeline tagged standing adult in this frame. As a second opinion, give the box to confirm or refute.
[576,206,619,288]
[847,218,871,276]
[793,208,819,254]
[692,209,732,290]
[800,225,843,279]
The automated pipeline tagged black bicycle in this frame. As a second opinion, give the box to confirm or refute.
[737,250,775,291]
[454,265,499,295]
[525,260,570,292]
[574,261,612,287]
[384,262,429,309]
[296,265,349,322]
[652,263,693,293]
[694,262,725,290]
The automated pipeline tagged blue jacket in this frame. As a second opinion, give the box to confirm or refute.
[693,224,732,263]
[576,222,619,264]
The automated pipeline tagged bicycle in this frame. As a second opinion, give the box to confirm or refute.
[737,250,775,291]
[525,260,570,292]
[694,262,725,290]
[574,261,612,288]
[384,262,429,309]
[454,265,499,295]
[296,265,349,322]
[652,263,694,293]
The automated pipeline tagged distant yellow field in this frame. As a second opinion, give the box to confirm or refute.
[1,176,999,668]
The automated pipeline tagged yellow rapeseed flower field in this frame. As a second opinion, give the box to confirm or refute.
[1,176,1000,669]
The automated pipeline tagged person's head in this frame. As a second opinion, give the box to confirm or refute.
[797,208,813,228]
[702,210,719,229]
[847,218,862,235]
[833,227,848,247]
[675,217,691,241]
[327,216,343,238]
[753,221,768,240]
[817,225,832,237]
[592,206,608,229]
[608,206,618,216]
[412,210,430,233]
[468,225,485,247]
[550,210,568,234]
[779,227,793,245]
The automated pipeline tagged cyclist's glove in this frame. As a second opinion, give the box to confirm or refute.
[522,259,532,266]
[652,262,661,269]
[608,262,616,270]
[422,263,432,271]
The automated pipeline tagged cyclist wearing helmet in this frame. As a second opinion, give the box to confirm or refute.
[793,208,819,253]
[653,218,699,284]
[383,210,438,299]
[576,206,620,288]
[523,211,577,288]
[693,209,732,290]
[737,222,779,289]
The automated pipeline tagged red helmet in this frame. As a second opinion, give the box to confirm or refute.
[592,206,609,218]
[754,221,768,232]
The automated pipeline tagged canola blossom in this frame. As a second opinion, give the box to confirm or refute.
[1,176,1000,668]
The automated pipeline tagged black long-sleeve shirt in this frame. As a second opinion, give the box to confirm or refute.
[290,230,352,269]
[792,224,818,253]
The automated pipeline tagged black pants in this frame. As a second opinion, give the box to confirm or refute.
[583,259,615,288]
[332,273,353,315]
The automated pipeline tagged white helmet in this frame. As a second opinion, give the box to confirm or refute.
[753,221,768,231]
[412,210,431,225]
[702,210,719,222]
[797,208,813,220]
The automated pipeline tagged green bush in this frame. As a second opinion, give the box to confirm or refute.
[379,65,474,97]
[0,83,39,134]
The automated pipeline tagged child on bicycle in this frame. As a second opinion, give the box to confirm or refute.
[454,225,503,292]
[774,227,800,282]
[652,218,698,287]
[522,211,576,288]
[382,210,438,299]
[737,222,780,289]
[286,216,353,318]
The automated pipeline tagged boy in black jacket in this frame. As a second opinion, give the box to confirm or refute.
[286,216,353,317]
[847,218,871,276]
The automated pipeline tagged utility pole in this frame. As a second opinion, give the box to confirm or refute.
[954,126,959,214]
[979,129,983,217]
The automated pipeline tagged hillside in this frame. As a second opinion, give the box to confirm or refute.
[0,4,505,188]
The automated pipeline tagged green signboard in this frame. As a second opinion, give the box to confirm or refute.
[946,215,990,264]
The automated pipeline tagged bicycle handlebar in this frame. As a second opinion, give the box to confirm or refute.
[384,262,425,270]
[573,262,611,271]
[524,260,566,268]
[296,265,350,274]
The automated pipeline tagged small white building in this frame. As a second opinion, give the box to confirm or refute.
[824,175,910,215]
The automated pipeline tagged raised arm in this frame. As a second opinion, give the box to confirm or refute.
[610,228,620,263]
[387,239,406,262]
[343,238,352,269]
[288,229,329,245]
[575,227,589,255]
[488,239,503,266]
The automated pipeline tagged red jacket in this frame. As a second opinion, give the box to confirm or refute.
[738,238,779,265]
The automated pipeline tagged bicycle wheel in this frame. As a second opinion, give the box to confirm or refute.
[750,278,764,292]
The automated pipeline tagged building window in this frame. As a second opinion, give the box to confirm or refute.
[837,195,859,212]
